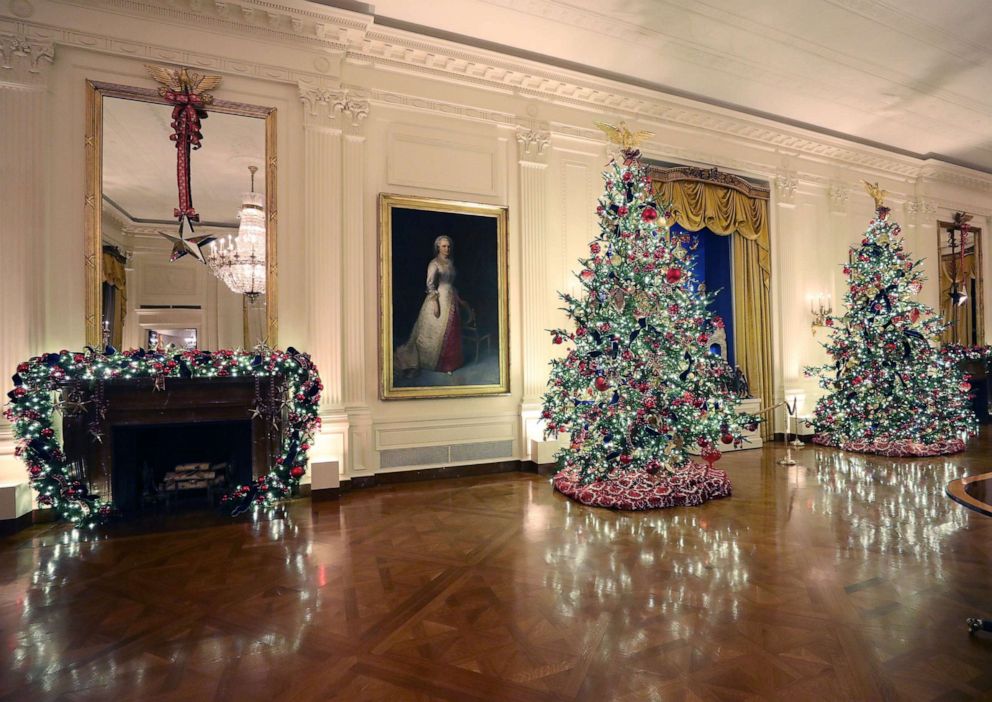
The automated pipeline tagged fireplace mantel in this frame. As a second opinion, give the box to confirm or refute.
[63,378,279,508]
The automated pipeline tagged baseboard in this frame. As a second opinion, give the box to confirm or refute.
[0,511,33,536]
[310,486,340,502]
[332,460,537,493]
[772,433,814,443]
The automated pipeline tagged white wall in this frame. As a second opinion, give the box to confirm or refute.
[2,0,992,487]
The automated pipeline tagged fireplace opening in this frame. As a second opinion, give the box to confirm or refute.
[111,420,253,515]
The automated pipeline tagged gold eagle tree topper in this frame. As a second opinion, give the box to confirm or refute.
[863,180,888,210]
[594,121,654,157]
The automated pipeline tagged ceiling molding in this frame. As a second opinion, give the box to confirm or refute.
[16,0,992,192]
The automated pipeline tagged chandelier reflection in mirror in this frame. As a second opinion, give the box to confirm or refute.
[207,165,266,300]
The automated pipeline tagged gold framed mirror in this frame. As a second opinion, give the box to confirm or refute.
[84,74,277,349]
[938,218,983,346]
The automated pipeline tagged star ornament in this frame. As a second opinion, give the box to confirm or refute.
[157,229,216,263]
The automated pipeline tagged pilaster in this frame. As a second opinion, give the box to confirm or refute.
[516,126,552,456]
[300,84,345,411]
[0,33,53,477]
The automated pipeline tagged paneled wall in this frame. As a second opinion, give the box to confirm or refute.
[2,1,992,487]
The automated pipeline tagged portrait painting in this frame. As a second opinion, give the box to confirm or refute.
[378,194,509,399]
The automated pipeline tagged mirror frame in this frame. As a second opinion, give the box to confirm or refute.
[84,78,278,347]
[937,219,984,346]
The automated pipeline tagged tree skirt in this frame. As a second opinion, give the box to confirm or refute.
[553,463,731,510]
[812,434,966,457]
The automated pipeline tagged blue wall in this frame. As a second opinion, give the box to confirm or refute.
[670,223,735,366]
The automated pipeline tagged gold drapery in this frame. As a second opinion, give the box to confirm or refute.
[654,177,773,438]
[102,250,127,349]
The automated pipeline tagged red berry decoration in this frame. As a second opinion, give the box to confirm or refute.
[594,376,609,391]
[665,268,683,284]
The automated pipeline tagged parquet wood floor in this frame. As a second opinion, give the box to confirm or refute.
[4,434,992,701]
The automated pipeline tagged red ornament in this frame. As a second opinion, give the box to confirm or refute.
[619,454,632,465]
[617,206,629,216]
[665,268,683,284]
[960,382,972,392]
[594,376,609,391]
[552,335,563,345]
[590,243,601,254]
[622,171,633,182]
[290,466,306,479]
[702,447,722,466]
[641,206,659,222]
[721,433,733,444]
[910,308,920,323]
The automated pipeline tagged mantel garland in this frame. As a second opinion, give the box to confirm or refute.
[4,346,322,528]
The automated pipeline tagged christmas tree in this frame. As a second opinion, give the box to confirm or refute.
[541,123,759,510]
[806,183,977,456]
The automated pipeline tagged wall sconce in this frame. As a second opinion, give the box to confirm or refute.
[809,293,832,333]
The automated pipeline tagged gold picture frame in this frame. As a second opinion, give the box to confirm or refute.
[378,194,509,399]
[938,219,984,346]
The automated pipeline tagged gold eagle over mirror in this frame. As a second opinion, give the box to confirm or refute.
[144,64,222,102]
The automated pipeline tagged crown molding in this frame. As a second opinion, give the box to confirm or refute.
[13,0,992,193]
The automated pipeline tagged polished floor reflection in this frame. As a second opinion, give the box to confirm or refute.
[3,436,992,701]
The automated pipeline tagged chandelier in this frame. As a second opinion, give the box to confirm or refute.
[208,165,266,300]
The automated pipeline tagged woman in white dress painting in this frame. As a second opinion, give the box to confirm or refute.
[395,235,472,377]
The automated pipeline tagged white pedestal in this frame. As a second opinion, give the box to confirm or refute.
[735,397,764,450]
[0,481,32,521]
[310,460,340,491]
[529,438,565,465]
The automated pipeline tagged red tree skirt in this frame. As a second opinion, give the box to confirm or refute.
[553,463,732,510]
[812,433,966,457]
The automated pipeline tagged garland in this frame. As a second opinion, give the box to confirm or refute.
[3,346,322,528]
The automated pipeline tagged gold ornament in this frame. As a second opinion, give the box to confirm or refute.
[610,289,626,312]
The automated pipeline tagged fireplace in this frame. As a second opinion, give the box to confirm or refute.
[62,378,279,515]
[111,420,253,514]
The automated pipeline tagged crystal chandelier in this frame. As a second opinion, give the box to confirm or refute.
[207,165,266,300]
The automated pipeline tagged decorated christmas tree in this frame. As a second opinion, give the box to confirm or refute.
[806,182,977,456]
[541,123,759,510]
